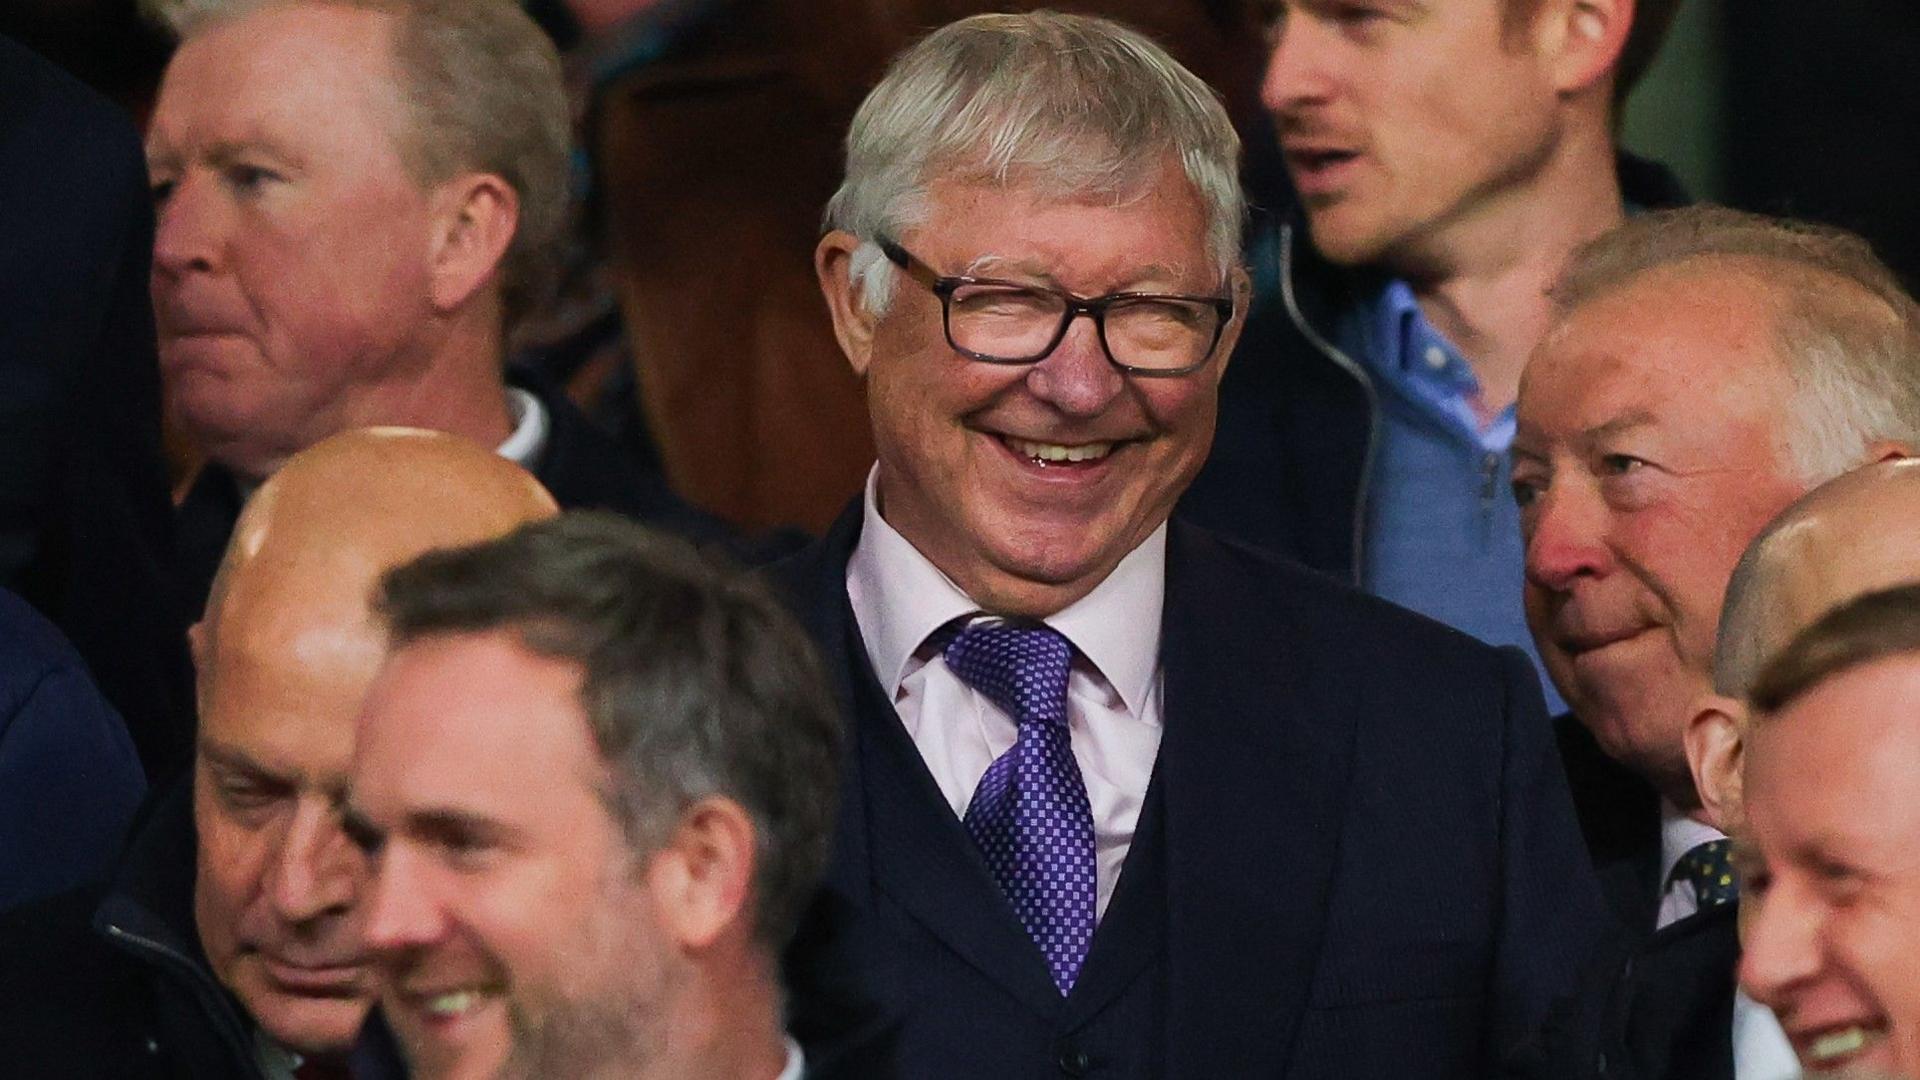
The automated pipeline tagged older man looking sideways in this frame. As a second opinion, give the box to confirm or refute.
[1737,585,1920,1078]
[781,12,1602,1077]
[344,515,838,1080]
[1513,206,1920,938]
[0,430,556,1078]
[144,0,716,618]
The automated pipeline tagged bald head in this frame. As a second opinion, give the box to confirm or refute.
[1717,458,1920,698]
[190,428,555,1059]
[203,427,558,661]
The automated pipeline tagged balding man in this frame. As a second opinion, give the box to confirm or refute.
[0,429,554,1078]
[143,0,725,620]
[1690,458,1920,835]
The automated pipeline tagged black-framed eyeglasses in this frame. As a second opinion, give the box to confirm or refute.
[878,238,1234,376]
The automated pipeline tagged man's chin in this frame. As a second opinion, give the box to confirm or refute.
[243,983,375,1057]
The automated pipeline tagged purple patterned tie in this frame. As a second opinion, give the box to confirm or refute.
[943,618,1096,995]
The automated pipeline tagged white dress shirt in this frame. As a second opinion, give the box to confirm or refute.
[1656,804,1798,1080]
[775,1036,805,1080]
[846,469,1165,919]
[496,386,551,468]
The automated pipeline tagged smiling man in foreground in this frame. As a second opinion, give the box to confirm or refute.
[1739,584,1920,1078]
[344,515,837,1080]
[778,12,1603,1077]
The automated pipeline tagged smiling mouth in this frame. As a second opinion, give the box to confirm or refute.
[1795,1021,1888,1069]
[999,434,1117,466]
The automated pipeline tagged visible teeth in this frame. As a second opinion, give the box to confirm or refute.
[1809,1026,1870,1062]
[1006,437,1113,463]
[424,991,479,1017]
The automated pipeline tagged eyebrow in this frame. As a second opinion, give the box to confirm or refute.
[963,254,1193,293]
[147,136,300,175]
[199,740,286,782]
[1513,409,1660,457]
[339,803,386,854]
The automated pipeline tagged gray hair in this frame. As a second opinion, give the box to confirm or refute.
[375,513,843,951]
[146,0,570,327]
[825,10,1245,313]
[1553,206,1920,486]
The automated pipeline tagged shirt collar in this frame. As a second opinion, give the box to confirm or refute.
[496,386,551,468]
[1659,799,1728,887]
[846,466,1166,719]
[776,1038,805,1080]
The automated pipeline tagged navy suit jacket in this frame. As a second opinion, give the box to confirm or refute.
[0,35,193,782]
[774,504,1606,1078]
[0,588,145,913]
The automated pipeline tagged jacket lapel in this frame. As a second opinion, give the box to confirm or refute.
[1160,523,1357,1075]
[769,502,1065,1018]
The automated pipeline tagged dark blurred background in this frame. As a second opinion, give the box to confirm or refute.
[4,0,1913,290]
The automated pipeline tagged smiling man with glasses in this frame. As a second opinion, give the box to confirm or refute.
[775,12,1605,1078]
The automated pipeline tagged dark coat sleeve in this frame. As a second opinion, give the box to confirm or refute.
[0,590,147,913]
[0,35,194,782]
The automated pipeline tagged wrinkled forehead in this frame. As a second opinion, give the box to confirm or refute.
[149,3,412,164]
[1519,283,1795,449]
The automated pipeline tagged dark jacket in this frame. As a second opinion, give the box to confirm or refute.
[0,587,146,913]
[175,371,753,621]
[775,502,1606,1078]
[1557,712,1664,933]
[1515,714,1739,1080]
[0,779,404,1079]
[0,779,262,1078]
[1507,903,1739,1080]
[1178,155,1691,582]
[0,34,194,782]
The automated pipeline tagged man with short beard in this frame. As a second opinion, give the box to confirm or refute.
[343,515,839,1080]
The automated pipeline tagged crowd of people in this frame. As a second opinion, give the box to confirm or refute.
[0,1,1917,1078]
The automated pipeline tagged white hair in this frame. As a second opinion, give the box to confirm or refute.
[824,11,1245,314]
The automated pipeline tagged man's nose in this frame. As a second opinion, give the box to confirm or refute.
[1261,15,1338,117]
[361,847,447,958]
[1522,481,1615,593]
[1738,885,1826,1014]
[151,172,223,278]
[1024,314,1126,418]
[264,798,359,926]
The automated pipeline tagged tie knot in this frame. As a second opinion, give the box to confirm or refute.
[940,618,1073,729]
[1669,837,1738,910]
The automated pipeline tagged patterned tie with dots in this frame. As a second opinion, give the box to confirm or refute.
[1670,838,1739,910]
[943,618,1097,995]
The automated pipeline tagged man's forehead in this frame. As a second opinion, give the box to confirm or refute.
[149,4,406,157]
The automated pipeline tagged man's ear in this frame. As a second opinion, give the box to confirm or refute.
[816,230,880,378]
[1534,0,1633,98]
[1864,439,1913,464]
[647,797,757,951]
[1686,694,1747,833]
[1210,265,1254,381]
[188,620,209,679]
[428,173,519,315]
